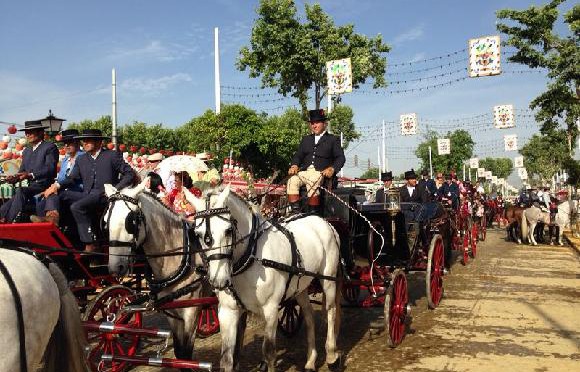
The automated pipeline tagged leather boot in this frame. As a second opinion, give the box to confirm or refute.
[288,194,301,215]
[307,196,321,216]
[45,210,59,226]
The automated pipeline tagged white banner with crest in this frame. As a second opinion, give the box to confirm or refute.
[493,104,515,129]
[326,58,352,95]
[514,156,524,168]
[469,158,479,169]
[477,167,485,178]
[437,138,451,155]
[504,134,518,151]
[468,35,501,77]
[400,113,418,135]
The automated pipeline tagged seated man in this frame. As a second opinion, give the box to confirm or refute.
[400,169,429,223]
[0,120,58,223]
[43,129,135,251]
[31,129,84,225]
[287,109,345,214]
[374,171,393,203]
[442,173,460,210]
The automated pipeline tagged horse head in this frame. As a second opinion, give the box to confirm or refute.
[104,178,148,276]
[191,186,237,290]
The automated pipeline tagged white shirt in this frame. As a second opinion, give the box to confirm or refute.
[90,149,102,160]
[32,140,43,151]
[407,185,415,197]
[314,131,327,145]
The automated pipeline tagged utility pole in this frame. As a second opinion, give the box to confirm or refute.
[214,27,221,114]
[111,68,117,147]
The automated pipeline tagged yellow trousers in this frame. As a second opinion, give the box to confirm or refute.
[287,167,323,197]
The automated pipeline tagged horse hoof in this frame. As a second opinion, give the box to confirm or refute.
[327,355,343,371]
[258,361,268,372]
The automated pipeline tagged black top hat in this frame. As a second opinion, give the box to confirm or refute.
[404,169,417,180]
[421,169,429,177]
[57,129,80,143]
[74,129,110,140]
[381,171,393,182]
[308,109,327,122]
[18,120,48,131]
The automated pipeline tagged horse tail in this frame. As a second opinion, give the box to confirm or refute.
[520,211,528,244]
[41,263,87,372]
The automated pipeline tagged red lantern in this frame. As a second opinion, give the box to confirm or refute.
[127,156,132,163]
[0,142,7,150]
[139,147,146,155]
[119,144,127,152]
[7,125,17,134]
[13,153,20,159]
[59,148,66,155]
[54,134,63,142]
[149,149,156,155]
[15,143,23,151]
[130,145,138,153]
[107,143,115,150]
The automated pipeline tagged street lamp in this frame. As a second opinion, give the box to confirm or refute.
[40,110,66,136]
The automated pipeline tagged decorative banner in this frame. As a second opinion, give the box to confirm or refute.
[517,167,528,180]
[485,171,493,180]
[477,167,485,178]
[469,157,479,169]
[498,177,505,186]
[492,175,498,184]
[514,156,524,168]
[437,138,451,155]
[400,113,418,135]
[468,35,501,77]
[493,104,515,129]
[326,58,352,95]
[504,134,518,151]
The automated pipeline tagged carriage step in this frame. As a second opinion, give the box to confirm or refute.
[83,321,171,338]
[101,354,213,371]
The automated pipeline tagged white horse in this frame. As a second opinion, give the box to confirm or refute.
[104,180,210,363]
[0,247,87,372]
[190,186,342,372]
[521,205,551,246]
[550,199,578,245]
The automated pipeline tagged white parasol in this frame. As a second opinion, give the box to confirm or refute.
[157,155,208,191]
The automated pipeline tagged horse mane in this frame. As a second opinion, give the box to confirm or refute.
[138,191,187,227]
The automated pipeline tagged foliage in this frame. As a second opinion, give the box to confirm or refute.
[563,157,580,186]
[478,157,513,179]
[67,115,113,136]
[238,0,390,114]
[497,0,580,144]
[519,129,570,181]
[327,105,359,149]
[415,130,474,175]
[120,122,179,151]
[359,167,380,180]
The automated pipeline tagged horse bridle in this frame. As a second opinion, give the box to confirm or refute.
[195,197,235,262]
[105,193,146,250]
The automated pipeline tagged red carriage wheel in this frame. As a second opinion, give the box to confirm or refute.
[277,298,303,337]
[462,224,470,265]
[426,234,444,309]
[83,285,142,372]
[196,302,220,338]
[471,223,478,259]
[367,221,385,266]
[480,214,487,241]
[384,269,408,347]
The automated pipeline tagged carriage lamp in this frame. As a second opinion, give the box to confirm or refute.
[385,187,401,216]
[40,110,66,136]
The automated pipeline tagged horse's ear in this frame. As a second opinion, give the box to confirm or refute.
[124,177,148,197]
[215,185,231,207]
[104,184,117,197]
[183,188,205,211]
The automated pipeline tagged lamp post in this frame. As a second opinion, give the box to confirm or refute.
[40,110,65,137]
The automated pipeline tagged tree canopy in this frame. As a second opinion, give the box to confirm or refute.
[415,130,474,175]
[478,157,514,179]
[238,0,390,114]
[359,167,380,180]
[519,130,570,182]
[497,0,580,147]
[328,104,360,148]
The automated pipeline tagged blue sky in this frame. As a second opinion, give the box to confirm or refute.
[0,0,570,181]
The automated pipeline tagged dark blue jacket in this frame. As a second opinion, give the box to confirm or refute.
[59,149,134,194]
[19,141,59,188]
[291,132,346,173]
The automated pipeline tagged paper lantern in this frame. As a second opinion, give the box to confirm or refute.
[493,104,515,129]
[469,158,479,169]
[477,168,485,178]
[326,57,352,95]
[437,138,451,155]
[517,168,528,180]
[485,171,493,180]
[400,113,418,135]
[18,138,27,145]
[514,156,524,168]
[2,135,10,143]
[7,125,17,134]
[468,35,501,77]
[504,134,518,151]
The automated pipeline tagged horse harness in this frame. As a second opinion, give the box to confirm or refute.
[0,246,53,372]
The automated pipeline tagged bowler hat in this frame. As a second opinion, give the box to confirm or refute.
[381,171,393,182]
[308,109,327,122]
[18,120,48,131]
[404,169,417,180]
[74,129,110,140]
[57,129,80,143]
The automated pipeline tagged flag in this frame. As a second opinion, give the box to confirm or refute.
[504,134,518,151]
[326,58,352,95]
[493,104,515,129]
[468,35,501,77]
[400,113,418,135]
[437,138,451,155]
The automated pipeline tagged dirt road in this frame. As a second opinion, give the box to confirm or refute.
[136,228,580,371]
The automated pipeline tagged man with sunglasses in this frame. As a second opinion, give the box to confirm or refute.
[30,129,84,225]
[287,109,345,214]
[0,120,59,223]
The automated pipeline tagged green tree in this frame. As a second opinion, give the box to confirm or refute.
[415,130,474,175]
[563,157,580,187]
[360,167,380,179]
[327,105,359,149]
[238,0,390,114]
[497,0,580,150]
[478,157,514,178]
[67,115,113,136]
[519,130,570,182]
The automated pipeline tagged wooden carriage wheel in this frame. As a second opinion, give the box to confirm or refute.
[426,234,444,309]
[384,269,408,347]
[462,220,470,265]
[277,298,303,337]
[470,222,478,259]
[83,285,142,372]
[479,214,487,241]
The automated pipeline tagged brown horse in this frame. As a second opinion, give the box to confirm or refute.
[505,205,525,243]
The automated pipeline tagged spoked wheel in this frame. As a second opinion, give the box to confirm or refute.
[470,223,478,258]
[278,298,303,337]
[384,269,409,347]
[426,234,444,309]
[367,221,385,265]
[196,300,220,338]
[342,282,361,306]
[83,285,142,372]
[462,224,470,265]
[479,215,487,241]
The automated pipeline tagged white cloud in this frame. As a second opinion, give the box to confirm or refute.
[109,40,199,63]
[408,52,427,63]
[392,25,425,46]
[120,73,192,95]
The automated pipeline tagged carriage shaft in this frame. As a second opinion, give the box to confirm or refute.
[101,354,212,370]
